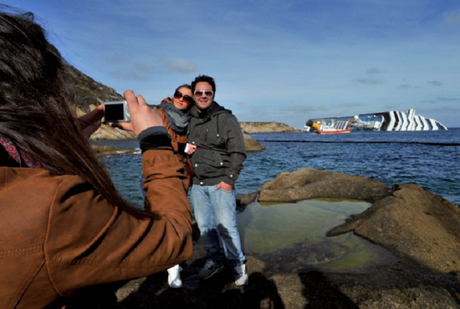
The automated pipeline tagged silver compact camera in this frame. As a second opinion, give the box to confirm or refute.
[103,100,131,122]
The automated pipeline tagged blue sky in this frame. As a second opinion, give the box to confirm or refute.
[3,0,460,129]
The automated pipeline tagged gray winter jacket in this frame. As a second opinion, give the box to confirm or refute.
[187,102,246,186]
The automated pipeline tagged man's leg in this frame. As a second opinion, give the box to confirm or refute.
[189,185,225,279]
[210,188,245,264]
[210,188,248,285]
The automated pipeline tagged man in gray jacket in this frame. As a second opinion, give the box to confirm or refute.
[187,75,248,286]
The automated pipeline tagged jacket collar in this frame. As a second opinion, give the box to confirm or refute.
[191,101,229,119]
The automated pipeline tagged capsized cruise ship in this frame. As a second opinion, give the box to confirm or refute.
[304,108,448,132]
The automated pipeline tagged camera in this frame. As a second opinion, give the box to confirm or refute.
[103,100,131,122]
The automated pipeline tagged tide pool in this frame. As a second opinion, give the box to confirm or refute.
[236,200,399,273]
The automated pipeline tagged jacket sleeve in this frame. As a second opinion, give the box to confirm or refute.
[45,137,192,296]
[223,114,247,185]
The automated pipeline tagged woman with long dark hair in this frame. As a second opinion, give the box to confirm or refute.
[0,7,192,308]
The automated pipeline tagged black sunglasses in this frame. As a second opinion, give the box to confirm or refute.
[174,90,194,104]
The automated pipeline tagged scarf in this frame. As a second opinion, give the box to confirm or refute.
[0,133,44,169]
[159,100,190,135]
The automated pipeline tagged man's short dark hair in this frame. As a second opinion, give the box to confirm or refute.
[191,75,216,94]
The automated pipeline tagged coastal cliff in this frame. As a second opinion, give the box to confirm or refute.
[67,64,123,111]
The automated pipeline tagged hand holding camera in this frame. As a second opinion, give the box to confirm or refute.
[104,90,163,137]
[103,100,131,123]
[79,105,104,139]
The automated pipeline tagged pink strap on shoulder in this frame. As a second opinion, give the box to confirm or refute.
[0,133,45,168]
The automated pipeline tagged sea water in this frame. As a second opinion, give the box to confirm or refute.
[96,128,460,206]
[95,128,459,272]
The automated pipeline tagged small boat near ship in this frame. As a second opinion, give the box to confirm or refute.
[306,119,352,134]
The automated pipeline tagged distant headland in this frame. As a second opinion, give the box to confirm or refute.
[239,122,301,134]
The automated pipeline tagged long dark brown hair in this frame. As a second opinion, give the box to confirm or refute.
[0,6,158,219]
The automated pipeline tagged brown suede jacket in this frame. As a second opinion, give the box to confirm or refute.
[0,149,193,308]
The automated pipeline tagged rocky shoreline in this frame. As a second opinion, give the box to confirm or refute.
[71,168,459,309]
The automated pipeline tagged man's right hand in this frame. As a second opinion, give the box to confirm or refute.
[215,181,233,191]
[186,143,197,155]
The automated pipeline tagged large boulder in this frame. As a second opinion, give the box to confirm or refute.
[244,133,265,152]
[328,183,460,274]
[259,168,391,203]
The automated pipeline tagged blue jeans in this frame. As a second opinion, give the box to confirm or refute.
[189,185,245,266]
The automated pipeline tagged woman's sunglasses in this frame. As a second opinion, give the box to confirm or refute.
[174,90,194,104]
[194,90,214,98]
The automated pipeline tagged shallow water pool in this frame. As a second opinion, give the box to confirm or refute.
[237,200,398,273]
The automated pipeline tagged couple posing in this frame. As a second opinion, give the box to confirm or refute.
[158,75,248,288]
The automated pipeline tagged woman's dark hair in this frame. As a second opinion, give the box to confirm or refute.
[191,75,216,94]
[174,84,192,94]
[0,7,158,219]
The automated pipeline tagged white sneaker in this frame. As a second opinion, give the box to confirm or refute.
[233,261,248,286]
[167,265,183,288]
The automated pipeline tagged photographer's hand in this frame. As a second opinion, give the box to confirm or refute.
[115,90,164,137]
[78,105,104,139]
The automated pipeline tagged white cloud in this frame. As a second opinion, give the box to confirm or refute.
[442,10,460,24]
[353,78,384,85]
[162,60,197,73]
